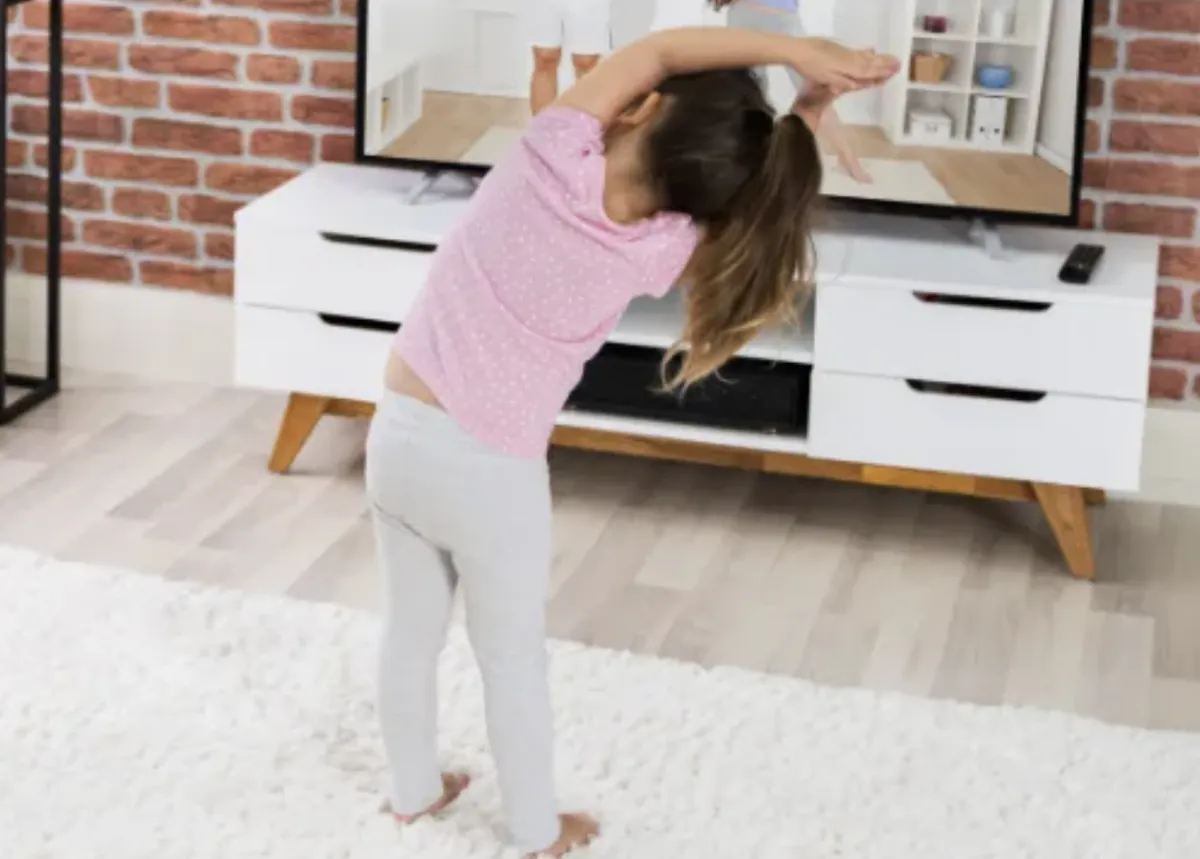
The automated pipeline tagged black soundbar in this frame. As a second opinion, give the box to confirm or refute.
[567,343,810,436]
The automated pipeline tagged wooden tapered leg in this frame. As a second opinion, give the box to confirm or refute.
[1031,483,1096,580]
[268,393,331,473]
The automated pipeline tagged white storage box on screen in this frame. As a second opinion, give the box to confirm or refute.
[971,95,1009,145]
[907,109,953,143]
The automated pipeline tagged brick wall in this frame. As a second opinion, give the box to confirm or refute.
[4,0,1199,401]
[1086,0,1200,401]
[4,0,358,295]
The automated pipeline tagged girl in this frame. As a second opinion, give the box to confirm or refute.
[365,26,897,859]
[718,0,875,184]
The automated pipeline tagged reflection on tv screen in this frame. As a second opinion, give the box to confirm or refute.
[361,0,1085,217]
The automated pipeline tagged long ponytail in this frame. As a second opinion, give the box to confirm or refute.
[663,113,823,390]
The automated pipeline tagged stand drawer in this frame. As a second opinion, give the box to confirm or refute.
[815,284,1152,400]
[235,229,433,322]
[235,305,393,403]
[808,371,1144,490]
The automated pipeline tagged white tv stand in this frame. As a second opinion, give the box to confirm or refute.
[234,164,1159,579]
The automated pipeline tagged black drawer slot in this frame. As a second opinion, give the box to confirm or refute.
[319,232,437,253]
[318,313,399,333]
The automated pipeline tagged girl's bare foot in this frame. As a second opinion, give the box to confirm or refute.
[389,772,471,824]
[528,813,599,857]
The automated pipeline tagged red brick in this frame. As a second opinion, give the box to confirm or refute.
[140,261,233,296]
[292,95,354,128]
[213,0,332,12]
[129,45,240,80]
[1148,365,1187,399]
[1119,0,1200,32]
[1083,119,1101,153]
[1109,120,1200,157]
[1194,289,1200,325]
[87,76,161,109]
[339,0,356,15]
[7,69,84,102]
[142,10,261,45]
[6,207,76,241]
[1086,76,1105,109]
[1104,203,1196,239]
[1161,246,1200,282]
[1075,198,1096,230]
[12,105,124,143]
[83,220,197,259]
[168,84,282,122]
[1114,79,1200,118]
[1102,161,1200,198]
[312,60,355,90]
[246,54,301,84]
[84,151,199,187]
[1094,0,1110,26]
[1156,285,1183,320]
[7,140,28,168]
[1194,373,1200,400]
[1081,158,1109,189]
[319,133,355,163]
[205,164,298,195]
[22,1,134,34]
[268,20,355,51]
[112,188,172,221]
[133,118,243,156]
[178,194,242,227]
[204,232,235,261]
[1153,328,1200,363]
[34,145,76,172]
[249,129,314,163]
[24,246,132,282]
[1126,38,1200,76]
[6,174,106,211]
[1090,35,1118,70]
[10,35,121,69]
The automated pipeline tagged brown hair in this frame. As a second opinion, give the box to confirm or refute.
[644,69,823,390]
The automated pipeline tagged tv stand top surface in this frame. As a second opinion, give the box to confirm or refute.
[238,164,1159,306]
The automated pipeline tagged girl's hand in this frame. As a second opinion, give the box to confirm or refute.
[792,82,845,129]
[791,39,900,90]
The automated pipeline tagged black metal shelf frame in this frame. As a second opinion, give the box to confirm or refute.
[1,0,62,425]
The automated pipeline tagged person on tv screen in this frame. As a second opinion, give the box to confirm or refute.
[528,0,614,114]
[718,0,873,183]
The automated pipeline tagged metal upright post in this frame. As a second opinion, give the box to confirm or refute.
[0,0,63,425]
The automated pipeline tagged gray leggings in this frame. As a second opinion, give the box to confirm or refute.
[726,0,806,92]
[365,391,558,853]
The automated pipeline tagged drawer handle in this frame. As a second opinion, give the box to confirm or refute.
[913,292,1051,313]
[905,379,1046,403]
[318,313,399,333]
[319,232,437,253]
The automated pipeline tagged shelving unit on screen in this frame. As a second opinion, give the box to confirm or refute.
[880,0,1053,154]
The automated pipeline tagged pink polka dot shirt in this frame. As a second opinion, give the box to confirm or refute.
[393,106,699,459]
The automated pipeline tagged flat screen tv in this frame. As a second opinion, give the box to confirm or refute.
[354,0,1094,225]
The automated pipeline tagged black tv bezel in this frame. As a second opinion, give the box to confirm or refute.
[352,0,1095,228]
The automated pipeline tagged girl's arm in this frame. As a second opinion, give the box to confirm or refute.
[558,27,897,128]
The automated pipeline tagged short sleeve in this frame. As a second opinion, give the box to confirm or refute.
[520,106,606,200]
[636,224,700,299]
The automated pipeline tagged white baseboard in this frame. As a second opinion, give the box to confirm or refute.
[6,275,1200,505]
[1035,143,1072,176]
[5,273,234,387]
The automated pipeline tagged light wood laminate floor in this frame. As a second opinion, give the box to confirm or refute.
[376,92,1071,215]
[1,377,1198,732]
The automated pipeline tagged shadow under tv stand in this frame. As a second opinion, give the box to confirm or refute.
[234,164,1160,581]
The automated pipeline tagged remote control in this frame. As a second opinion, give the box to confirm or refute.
[1059,243,1105,284]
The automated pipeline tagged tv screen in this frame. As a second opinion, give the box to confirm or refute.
[357,0,1092,222]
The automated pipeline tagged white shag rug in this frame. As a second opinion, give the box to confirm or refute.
[2,547,1199,859]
